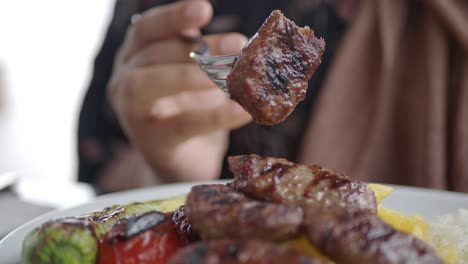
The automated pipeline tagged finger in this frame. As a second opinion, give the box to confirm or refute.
[150,88,229,119]
[123,64,216,112]
[158,101,252,145]
[120,0,213,61]
[128,33,248,67]
[209,33,248,55]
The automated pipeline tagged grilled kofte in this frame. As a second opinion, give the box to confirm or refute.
[184,184,302,241]
[168,239,326,264]
[182,155,442,264]
[304,207,442,264]
[227,10,325,125]
[228,154,377,214]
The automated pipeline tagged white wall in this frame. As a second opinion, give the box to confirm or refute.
[0,1,114,188]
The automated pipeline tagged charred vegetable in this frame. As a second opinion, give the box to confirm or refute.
[84,199,179,237]
[21,218,98,264]
[21,196,186,264]
[98,211,187,264]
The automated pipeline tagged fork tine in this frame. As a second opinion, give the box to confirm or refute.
[190,52,239,66]
[201,67,232,77]
[189,40,240,93]
[211,79,229,92]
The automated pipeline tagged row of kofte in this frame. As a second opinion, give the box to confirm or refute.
[22,155,442,264]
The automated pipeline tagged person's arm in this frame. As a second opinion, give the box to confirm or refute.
[79,0,251,193]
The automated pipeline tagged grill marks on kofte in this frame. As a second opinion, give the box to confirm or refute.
[264,21,308,96]
[184,184,302,241]
[227,10,325,125]
[228,154,378,214]
[304,207,443,264]
[265,58,290,95]
[179,155,443,264]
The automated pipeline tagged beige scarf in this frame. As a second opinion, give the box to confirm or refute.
[300,0,468,192]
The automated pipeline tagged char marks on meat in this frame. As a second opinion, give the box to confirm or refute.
[175,153,442,263]
[167,239,327,264]
[184,184,302,241]
[228,154,377,214]
[303,207,443,264]
[172,206,200,243]
[227,10,326,125]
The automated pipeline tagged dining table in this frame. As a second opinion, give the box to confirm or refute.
[0,190,52,239]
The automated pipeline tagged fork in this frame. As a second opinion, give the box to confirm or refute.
[189,41,239,92]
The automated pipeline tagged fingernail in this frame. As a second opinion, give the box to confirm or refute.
[184,1,211,21]
[219,35,247,54]
[181,28,201,41]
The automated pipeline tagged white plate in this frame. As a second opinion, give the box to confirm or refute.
[1,181,467,263]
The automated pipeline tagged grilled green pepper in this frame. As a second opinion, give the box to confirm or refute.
[21,196,186,264]
[21,217,97,264]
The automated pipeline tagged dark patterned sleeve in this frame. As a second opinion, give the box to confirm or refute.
[77,1,140,185]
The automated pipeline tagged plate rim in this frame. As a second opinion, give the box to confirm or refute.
[0,181,220,245]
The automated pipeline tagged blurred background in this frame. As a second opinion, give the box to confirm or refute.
[0,1,114,208]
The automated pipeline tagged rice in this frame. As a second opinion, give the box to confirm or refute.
[428,208,468,264]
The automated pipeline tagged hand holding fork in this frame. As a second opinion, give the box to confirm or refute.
[106,0,251,185]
